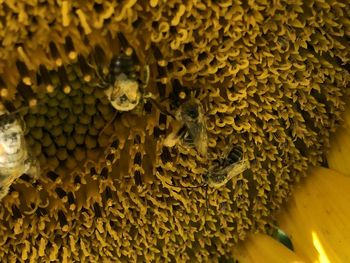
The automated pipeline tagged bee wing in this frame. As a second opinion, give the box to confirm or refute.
[224,158,250,182]
[185,120,208,157]
[208,158,250,188]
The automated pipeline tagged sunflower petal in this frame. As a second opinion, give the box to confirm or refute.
[277,167,350,262]
[234,233,305,262]
[327,100,350,177]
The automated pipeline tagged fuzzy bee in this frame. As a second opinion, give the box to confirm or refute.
[104,53,151,112]
[204,146,250,188]
[0,108,40,200]
[163,87,208,157]
[164,145,250,209]
[90,50,164,136]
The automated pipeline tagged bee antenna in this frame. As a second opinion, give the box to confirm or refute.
[98,111,118,137]
[2,100,44,116]
[146,96,176,119]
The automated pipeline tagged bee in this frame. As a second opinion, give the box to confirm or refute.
[0,107,40,200]
[164,146,250,209]
[90,49,166,136]
[163,87,208,157]
[204,146,250,188]
[104,53,151,112]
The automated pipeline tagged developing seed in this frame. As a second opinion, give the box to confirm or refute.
[85,135,97,149]
[30,127,43,140]
[66,138,77,150]
[73,147,86,161]
[56,134,67,146]
[73,133,85,145]
[57,148,68,161]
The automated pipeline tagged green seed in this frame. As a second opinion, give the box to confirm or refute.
[73,133,85,145]
[38,154,46,165]
[60,98,72,109]
[85,135,97,149]
[41,133,53,147]
[73,147,86,161]
[63,123,74,134]
[51,126,63,137]
[83,85,95,95]
[93,115,105,129]
[94,88,106,99]
[45,143,57,156]
[85,105,97,116]
[103,111,116,122]
[48,98,59,107]
[56,89,66,101]
[36,115,46,127]
[58,109,69,120]
[72,104,84,115]
[79,114,91,125]
[67,71,77,82]
[56,134,67,146]
[47,107,57,117]
[50,72,60,85]
[83,94,95,105]
[25,135,35,146]
[66,138,76,150]
[32,141,42,156]
[38,105,48,115]
[31,127,43,140]
[65,157,77,169]
[67,114,77,124]
[47,157,59,169]
[25,115,37,128]
[97,103,112,115]
[75,123,88,135]
[89,127,99,136]
[98,134,110,147]
[36,92,47,100]
[57,148,68,161]
[71,80,81,90]
[72,95,83,105]
[99,95,111,105]
[45,121,53,130]
[51,117,61,126]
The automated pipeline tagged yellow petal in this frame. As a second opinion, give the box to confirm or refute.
[278,167,350,262]
[327,99,350,177]
[235,233,305,262]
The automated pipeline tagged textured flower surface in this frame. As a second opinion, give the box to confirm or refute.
[0,0,348,262]
[235,105,350,262]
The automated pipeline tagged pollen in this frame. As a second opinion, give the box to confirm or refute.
[0,0,349,262]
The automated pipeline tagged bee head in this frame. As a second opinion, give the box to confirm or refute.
[109,54,136,83]
[226,146,243,164]
[180,99,201,122]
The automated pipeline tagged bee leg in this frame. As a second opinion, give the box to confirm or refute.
[163,125,186,148]
[0,186,9,200]
[146,95,175,119]
[87,53,109,86]
[205,185,209,214]
[25,154,40,180]
[140,65,150,88]
[98,111,118,137]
